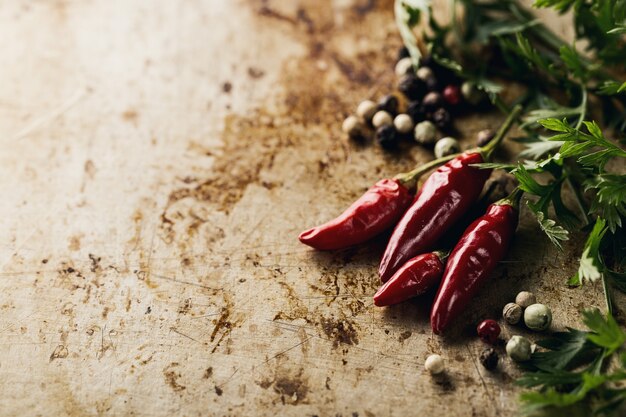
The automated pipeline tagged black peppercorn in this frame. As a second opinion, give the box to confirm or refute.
[398,75,426,101]
[397,46,410,62]
[378,95,399,116]
[432,107,451,130]
[476,129,495,147]
[425,76,439,92]
[407,101,426,123]
[422,92,443,111]
[376,125,398,150]
[479,348,499,371]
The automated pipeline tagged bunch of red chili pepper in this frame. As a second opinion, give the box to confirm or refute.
[299,106,523,334]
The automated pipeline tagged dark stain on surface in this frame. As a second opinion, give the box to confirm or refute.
[319,316,359,348]
[163,363,186,392]
[398,330,412,342]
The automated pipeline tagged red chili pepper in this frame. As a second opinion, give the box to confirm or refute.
[373,251,446,307]
[430,190,521,334]
[378,152,491,282]
[298,155,461,251]
[298,179,413,251]
[378,106,522,282]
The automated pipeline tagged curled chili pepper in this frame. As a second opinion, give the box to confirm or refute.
[298,156,461,251]
[430,189,522,334]
[373,251,447,307]
[298,179,413,250]
[378,105,522,282]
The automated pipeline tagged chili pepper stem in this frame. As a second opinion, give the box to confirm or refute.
[479,104,524,161]
[495,187,523,209]
[433,250,450,263]
[394,153,460,189]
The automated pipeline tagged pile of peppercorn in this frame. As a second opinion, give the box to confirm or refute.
[342,47,490,157]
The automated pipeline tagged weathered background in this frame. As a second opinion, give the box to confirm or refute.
[0,1,612,416]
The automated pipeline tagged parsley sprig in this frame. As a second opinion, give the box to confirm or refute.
[517,309,626,416]
[395,0,626,415]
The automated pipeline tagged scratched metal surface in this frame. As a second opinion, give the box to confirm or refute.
[0,1,609,416]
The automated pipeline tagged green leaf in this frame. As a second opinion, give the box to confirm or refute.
[559,45,586,80]
[573,219,608,285]
[582,309,626,355]
[531,209,570,250]
[538,117,571,132]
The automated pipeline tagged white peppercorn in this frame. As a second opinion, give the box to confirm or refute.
[506,335,532,362]
[342,115,362,138]
[524,303,552,331]
[461,81,482,105]
[414,121,437,145]
[395,57,413,77]
[434,137,459,158]
[393,114,414,134]
[503,302,523,324]
[424,354,445,374]
[515,291,537,308]
[372,110,393,128]
[356,100,377,123]
[416,66,434,82]
[476,129,494,147]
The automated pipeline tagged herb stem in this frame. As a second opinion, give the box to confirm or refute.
[602,273,613,316]
[480,104,523,160]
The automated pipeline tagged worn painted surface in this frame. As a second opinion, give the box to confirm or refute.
[0,1,610,416]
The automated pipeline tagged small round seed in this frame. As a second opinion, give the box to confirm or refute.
[506,335,532,362]
[516,291,537,309]
[503,302,523,325]
[372,110,393,128]
[393,114,414,134]
[434,137,459,158]
[414,121,437,145]
[479,348,499,371]
[524,303,552,331]
[378,95,399,115]
[356,100,378,123]
[342,115,363,138]
[395,57,414,77]
[476,129,495,147]
[424,354,445,374]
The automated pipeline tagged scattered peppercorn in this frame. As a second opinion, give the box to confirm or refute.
[476,129,494,147]
[407,101,426,123]
[414,120,437,145]
[398,75,426,101]
[372,110,393,128]
[515,291,537,308]
[378,95,399,115]
[356,100,378,123]
[503,302,522,324]
[434,137,459,158]
[393,114,414,134]
[425,76,439,92]
[416,66,434,82]
[506,335,532,362]
[395,57,413,77]
[342,115,363,138]
[422,92,443,111]
[461,81,483,105]
[376,125,398,149]
[524,303,552,331]
[432,108,452,130]
[479,348,499,371]
[443,85,462,106]
[477,319,501,344]
[424,354,445,374]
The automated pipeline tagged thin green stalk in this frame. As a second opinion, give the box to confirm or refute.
[394,152,459,189]
[480,104,524,160]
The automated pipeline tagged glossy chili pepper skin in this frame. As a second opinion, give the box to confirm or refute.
[299,179,413,251]
[378,152,491,282]
[430,202,518,334]
[373,252,444,307]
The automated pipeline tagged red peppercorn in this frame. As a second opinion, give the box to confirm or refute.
[443,85,462,106]
[477,319,501,344]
